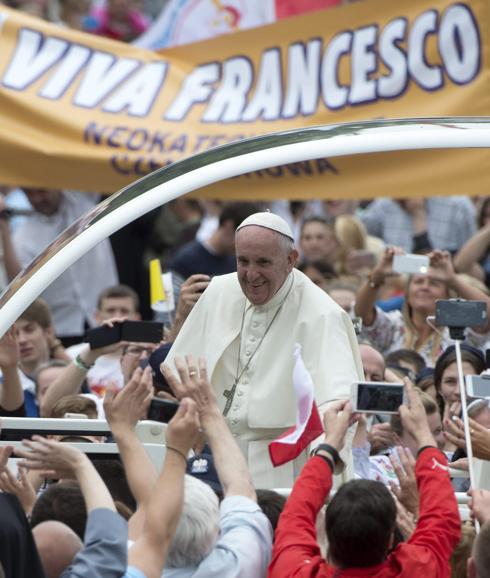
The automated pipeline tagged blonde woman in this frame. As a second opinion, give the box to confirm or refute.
[354,248,490,366]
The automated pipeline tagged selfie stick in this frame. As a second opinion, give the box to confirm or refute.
[450,329,479,532]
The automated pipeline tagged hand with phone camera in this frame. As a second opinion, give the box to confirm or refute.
[370,246,406,287]
[427,250,456,287]
[322,399,359,454]
[178,275,211,317]
[169,275,211,341]
[104,365,154,434]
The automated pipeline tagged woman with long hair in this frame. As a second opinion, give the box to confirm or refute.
[354,248,490,366]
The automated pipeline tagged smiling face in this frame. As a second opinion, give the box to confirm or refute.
[439,360,476,403]
[407,272,449,314]
[235,226,298,306]
[300,221,338,264]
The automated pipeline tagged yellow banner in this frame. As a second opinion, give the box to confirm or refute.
[0,0,488,198]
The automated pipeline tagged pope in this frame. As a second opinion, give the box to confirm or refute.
[164,212,363,487]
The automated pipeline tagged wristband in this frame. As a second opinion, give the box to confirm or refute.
[311,452,334,472]
[311,443,341,465]
[166,446,188,463]
[368,273,383,289]
[74,354,94,372]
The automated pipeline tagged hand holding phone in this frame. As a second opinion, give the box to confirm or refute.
[465,374,490,398]
[351,381,406,415]
[393,254,429,275]
[86,320,164,349]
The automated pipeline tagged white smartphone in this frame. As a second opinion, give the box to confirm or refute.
[465,374,490,398]
[393,254,430,275]
[351,381,406,414]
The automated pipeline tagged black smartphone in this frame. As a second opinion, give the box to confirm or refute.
[121,321,164,343]
[435,299,487,328]
[85,324,122,349]
[86,321,164,349]
[147,398,179,423]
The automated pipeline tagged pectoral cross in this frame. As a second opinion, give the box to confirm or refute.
[223,381,238,417]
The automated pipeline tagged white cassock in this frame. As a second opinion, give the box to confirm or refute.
[166,268,364,488]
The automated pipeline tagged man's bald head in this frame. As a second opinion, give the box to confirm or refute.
[33,521,83,578]
[235,226,298,305]
[359,344,385,382]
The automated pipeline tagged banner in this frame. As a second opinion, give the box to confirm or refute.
[0,0,489,199]
[134,0,340,50]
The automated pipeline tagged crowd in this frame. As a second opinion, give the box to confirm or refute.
[0,0,488,576]
[0,192,488,578]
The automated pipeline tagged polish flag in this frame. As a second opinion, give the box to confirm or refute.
[269,343,324,467]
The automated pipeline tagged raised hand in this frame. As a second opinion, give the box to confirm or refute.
[444,415,490,460]
[399,379,436,449]
[161,355,218,416]
[165,398,200,461]
[15,435,87,479]
[0,465,36,515]
[104,366,153,433]
[369,246,405,286]
[0,328,20,369]
[322,399,358,452]
[389,446,419,518]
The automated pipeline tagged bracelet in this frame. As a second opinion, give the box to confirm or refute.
[368,273,383,289]
[312,452,334,472]
[311,443,341,465]
[166,446,188,463]
[74,354,94,372]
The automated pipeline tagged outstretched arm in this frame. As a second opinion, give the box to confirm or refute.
[453,224,490,280]
[104,366,156,540]
[269,399,356,578]
[354,247,403,326]
[40,340,126,417]
[16,436,115,513]
[162,355,255,499]
[128,398,200,578]
[0,328,24,413]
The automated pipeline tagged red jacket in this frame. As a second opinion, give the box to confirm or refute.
[268,447,461,578]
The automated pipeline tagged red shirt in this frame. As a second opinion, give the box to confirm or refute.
[268,447,461,578]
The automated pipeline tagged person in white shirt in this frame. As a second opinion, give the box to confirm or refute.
[13,188,118,343]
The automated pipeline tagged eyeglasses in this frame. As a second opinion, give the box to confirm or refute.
[124,345,153,357]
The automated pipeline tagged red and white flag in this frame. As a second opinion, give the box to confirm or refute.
[268,343,324,467]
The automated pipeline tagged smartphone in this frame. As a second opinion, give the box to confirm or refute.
[465,374,490,398]
[147,398,179,423]
[86,321,164,349]
[435,299,488,329]
[351,381,406,414]
[393,254,430,275]
[85,324,122,349]
[120,321,163,343]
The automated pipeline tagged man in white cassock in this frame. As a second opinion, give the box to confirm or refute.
[165,212,363,488]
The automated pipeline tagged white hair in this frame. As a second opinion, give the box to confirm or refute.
[166,475,220,568]
[276,232,295,254]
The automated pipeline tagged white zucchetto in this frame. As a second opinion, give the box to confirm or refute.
[235,211,294,240]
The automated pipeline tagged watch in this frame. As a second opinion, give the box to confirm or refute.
[368,273,382,289]
[311,443,345,474]
[311,443,340,465]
